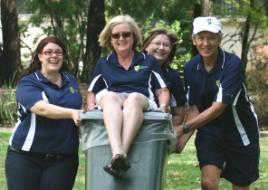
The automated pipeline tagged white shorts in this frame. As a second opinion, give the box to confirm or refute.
[95,89,158,111]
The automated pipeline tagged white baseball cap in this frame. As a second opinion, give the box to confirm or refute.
[193,16,221,34]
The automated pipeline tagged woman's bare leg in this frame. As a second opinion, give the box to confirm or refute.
[101,92,125,157]
[121,93,149,154]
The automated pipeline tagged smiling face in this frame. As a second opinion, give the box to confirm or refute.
[145,34,171,65]
[192,31,221,59]
[38,42,64,74]
[110,23,134,54]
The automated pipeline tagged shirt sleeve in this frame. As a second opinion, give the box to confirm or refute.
[88,59,106,93]
[169,70,186,107]
[215,58,244,104]
[16,77,44,110]
[150,61,167,90]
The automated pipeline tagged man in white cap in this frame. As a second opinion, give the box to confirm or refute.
[175,16,260,190]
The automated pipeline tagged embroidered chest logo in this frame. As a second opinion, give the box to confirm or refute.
[216,80,220,88]
[134,65,141,71]
[134,65,148,72]
[69,86,78,94]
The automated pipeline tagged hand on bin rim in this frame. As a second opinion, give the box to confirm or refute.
[87,104,97,111]
[159,103,170,113]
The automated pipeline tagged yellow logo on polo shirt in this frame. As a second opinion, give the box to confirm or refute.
[69,86,78,94]
[216,80,220,88]
[134,65,148,72]
[134,65,141,71]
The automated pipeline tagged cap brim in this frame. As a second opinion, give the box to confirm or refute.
[193,28,220,34]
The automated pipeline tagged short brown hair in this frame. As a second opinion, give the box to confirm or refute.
[142,28,179,65]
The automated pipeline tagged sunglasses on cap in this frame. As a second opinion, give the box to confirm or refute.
[111,32,132,39]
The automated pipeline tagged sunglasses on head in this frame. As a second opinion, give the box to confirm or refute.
[111,32,132,39]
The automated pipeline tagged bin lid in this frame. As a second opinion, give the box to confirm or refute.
[80,111,176,152]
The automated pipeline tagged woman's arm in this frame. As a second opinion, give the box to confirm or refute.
[30,100,82,126]
[171,106,185,126]
[155,88,170,112]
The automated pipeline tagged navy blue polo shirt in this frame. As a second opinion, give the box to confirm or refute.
[88,51,167,101]
[161,66,186,107]
[9,71,82,154]
[184,48,259,146]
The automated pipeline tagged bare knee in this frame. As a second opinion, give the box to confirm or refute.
[126,93,144,102]
[101,92,122,106]
[124,93,148,109]
[201,177,218,190]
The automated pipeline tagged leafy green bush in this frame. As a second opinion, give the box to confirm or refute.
[0,87,17,126]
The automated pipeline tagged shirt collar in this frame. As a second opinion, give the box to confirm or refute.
[35,71,70,86]
[107,51,146,67]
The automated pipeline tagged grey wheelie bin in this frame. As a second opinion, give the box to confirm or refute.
[80,110,176,190]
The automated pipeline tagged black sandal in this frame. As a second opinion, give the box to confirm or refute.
[111,154,131,171]
[103,164,121,178]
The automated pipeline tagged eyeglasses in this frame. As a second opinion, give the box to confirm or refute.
[41,50,63,56]
[150,41,171,49]
[111,32,132,39]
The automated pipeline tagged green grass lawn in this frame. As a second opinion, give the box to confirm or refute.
[0,129,267,190]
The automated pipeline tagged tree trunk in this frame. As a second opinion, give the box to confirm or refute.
[192,3,202,56]
[241,0,255,70]
[81,0,105,82]
[0,46,3,85]
[0,0,21,86]
[241,14,250,70]
[201,0,210,16]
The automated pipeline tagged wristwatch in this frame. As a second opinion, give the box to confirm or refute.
[182,123,191,134]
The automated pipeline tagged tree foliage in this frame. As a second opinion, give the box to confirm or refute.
[1,0,268,81]
[23,0,89,77]
[212,0,268,69]
[0,0,268,120]
[19,0,199,80]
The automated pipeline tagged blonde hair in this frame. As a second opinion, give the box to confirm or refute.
[98,15,142,50]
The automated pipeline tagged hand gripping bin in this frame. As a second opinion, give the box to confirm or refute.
[80,110,176,190]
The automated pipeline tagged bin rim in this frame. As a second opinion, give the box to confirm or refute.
[80,110,172,121]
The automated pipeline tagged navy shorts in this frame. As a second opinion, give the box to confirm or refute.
[195,136,259,187]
